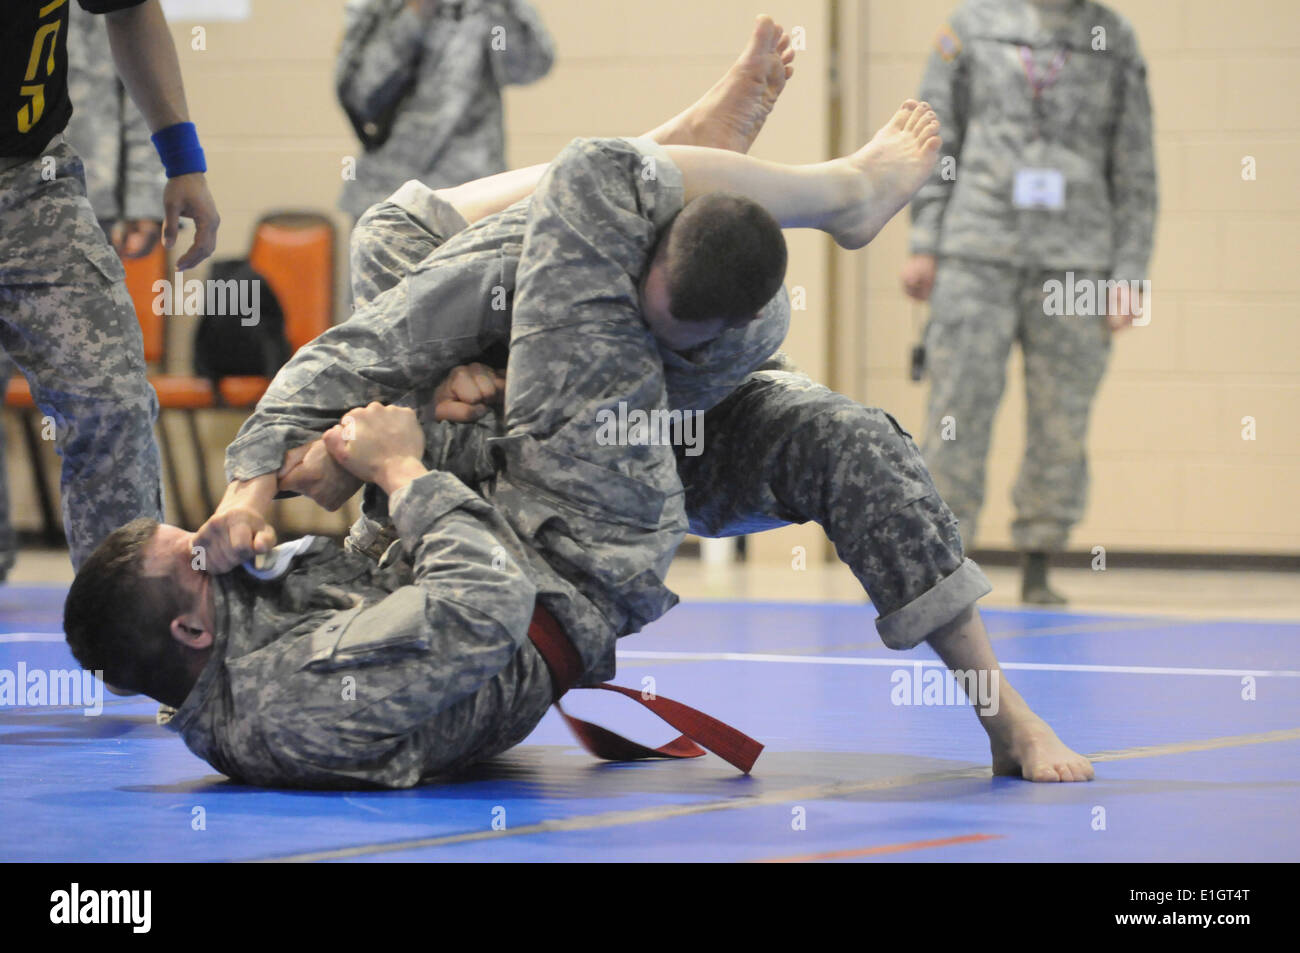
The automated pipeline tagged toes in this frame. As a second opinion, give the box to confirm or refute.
[905,103,932,132]
[891,100,918,128]
[1025,762,1063,782]
[749,14,777,54]
[923,135,943,153]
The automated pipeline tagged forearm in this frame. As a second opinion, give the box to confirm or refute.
[103,0,191,132]
[1109,81,1158,279]
[219,471,275,504]
[224,309,427,483]
[387,466,535,628]
[121,92,166,220]
[376,457,429,500]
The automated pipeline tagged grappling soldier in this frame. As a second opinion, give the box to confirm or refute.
[200,21,1093,783]
[62,122,795,786]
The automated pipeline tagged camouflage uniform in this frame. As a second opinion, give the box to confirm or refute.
[166,493,558,789]
[232,138,990,651]
[0,1,165,575]
[909,0,1156,550]
[0,139,162,571]
[167,138,693,788]
[337,0,554,218]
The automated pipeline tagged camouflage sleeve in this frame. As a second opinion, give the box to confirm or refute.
[1106,26,1157,282]
[516,136,683,323]
[908,8,970,255]
[335,0,428,142]
[119,78,164,221]
[484,0,555,87]
[236,471,538,775]
[225,247,496,482]
[226,280,449,483]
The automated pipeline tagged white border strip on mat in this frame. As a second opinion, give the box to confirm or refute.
[0,632,65,643]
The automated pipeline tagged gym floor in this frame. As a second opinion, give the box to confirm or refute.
[2,555,1297,862]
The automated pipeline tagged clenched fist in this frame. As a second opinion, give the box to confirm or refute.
[277,440,364,511]
[193,473,277,573]
[433,362,506,422]
[322,402,427,492]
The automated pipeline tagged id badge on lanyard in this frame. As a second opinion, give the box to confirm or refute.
[1014,44,1069,210]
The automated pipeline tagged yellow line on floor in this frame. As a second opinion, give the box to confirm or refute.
[254,725,1300,863]
[754,832,1004,863]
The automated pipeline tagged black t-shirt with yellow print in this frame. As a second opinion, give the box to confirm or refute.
[1,0,146,157]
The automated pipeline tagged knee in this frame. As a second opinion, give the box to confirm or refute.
[43,389,157,447]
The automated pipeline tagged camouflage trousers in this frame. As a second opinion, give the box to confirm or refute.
[0,137,163,569]
[680,365,990,649]
[922,256,1112,552]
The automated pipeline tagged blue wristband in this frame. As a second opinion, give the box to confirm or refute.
[151,121,207,178]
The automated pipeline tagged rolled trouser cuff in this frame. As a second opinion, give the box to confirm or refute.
[386,179,470,240]
[876,557,992,650]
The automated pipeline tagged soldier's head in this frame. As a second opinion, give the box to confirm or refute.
[639,192,788,351]
[64,518,216,707]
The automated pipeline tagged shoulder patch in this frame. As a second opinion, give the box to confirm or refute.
[935,24,962,62]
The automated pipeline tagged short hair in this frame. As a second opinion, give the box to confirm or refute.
[64,518,191,698]
[659,192,787,326]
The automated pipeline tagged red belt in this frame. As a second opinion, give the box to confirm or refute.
[526,603,763,773]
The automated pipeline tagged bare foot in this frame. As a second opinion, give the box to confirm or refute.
[989,711,1095,783]
[649,15,796,154]
[824,100,942,249]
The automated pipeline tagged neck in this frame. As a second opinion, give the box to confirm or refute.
[152,647,211,709]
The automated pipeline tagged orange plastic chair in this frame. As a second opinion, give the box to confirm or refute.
[175,212,336,511]
[249,212,336,352]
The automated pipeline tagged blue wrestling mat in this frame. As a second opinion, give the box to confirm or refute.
[2,584,1297,862]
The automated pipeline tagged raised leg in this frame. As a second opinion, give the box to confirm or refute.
[439,14,799,226]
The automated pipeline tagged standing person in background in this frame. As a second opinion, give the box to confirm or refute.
[0,2,166,580]
[336,0,555,220]
[0,0,220,578]
[900,0,1156,604]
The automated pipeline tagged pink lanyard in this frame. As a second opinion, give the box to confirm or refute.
[1019,45,1069,98]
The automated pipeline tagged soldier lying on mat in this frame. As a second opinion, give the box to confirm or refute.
[65,26,1092,785]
